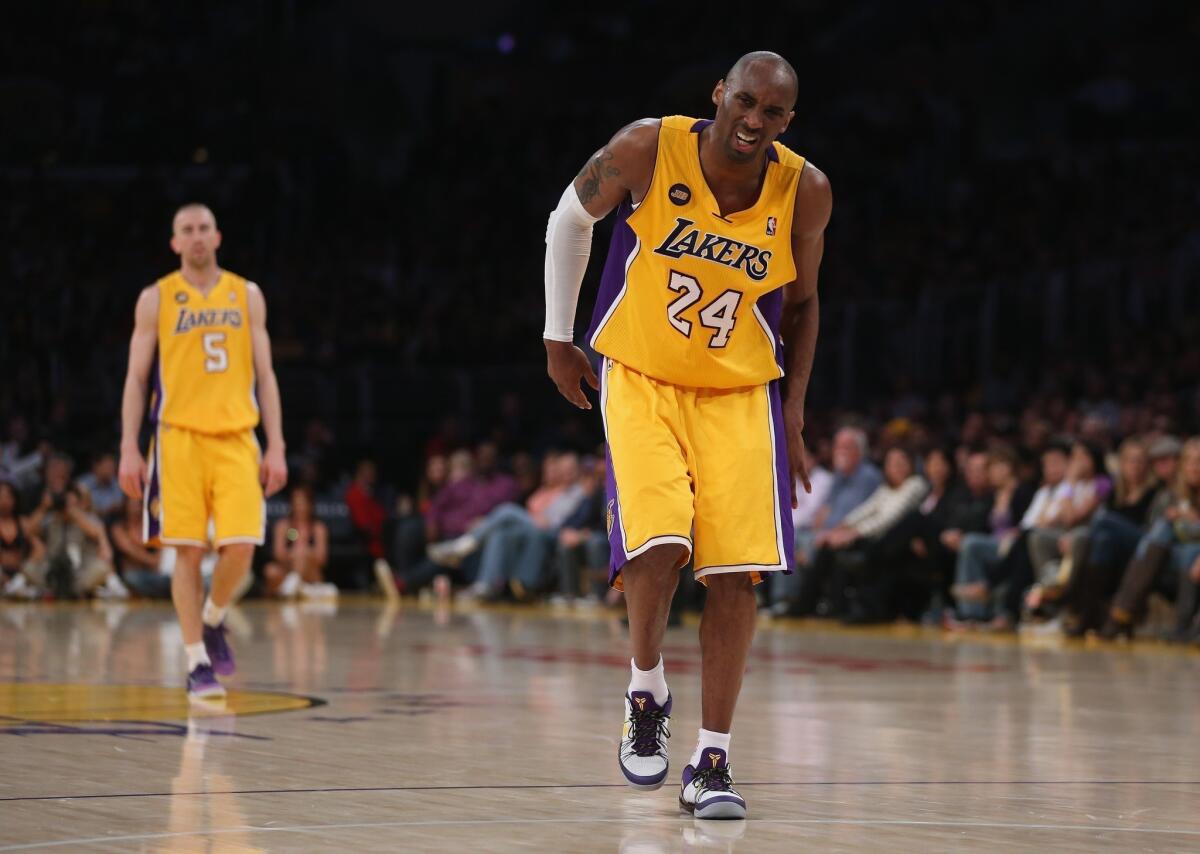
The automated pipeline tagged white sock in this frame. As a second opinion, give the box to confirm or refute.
[690,728,731,769]
[185,642,210,671]
[202,597,227,628]
[628,656,669,706]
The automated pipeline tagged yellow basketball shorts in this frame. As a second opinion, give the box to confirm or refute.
[143,424,265,547]
[600,357,794,590]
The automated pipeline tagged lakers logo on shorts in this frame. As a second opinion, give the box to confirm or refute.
[606,499,615,535]
[149,497,161,518]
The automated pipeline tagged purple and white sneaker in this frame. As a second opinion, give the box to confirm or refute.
[187,663,226,700]
[618,691,671,790]
[203,622,235,677]
[679,748,746,820]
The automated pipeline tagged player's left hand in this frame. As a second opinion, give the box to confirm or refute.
[783,401,810,507]
[261,445,288,497]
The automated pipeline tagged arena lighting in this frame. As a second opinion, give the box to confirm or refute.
[497,32,516,54]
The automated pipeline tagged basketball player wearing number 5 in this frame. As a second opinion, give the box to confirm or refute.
[118,203,287,701]
[543,52,830,819]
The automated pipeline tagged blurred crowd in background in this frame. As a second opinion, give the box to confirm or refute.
[2,2,1199,640]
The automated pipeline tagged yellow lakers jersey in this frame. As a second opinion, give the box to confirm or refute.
[586,115,805,389]
[152,270,259,434]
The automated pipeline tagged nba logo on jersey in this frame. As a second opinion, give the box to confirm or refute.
[766,216,777,236]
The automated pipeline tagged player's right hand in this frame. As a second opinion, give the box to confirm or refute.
[118,448,147,500]
[545,340,599,410]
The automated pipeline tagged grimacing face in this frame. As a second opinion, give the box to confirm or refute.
[711,62,795,164]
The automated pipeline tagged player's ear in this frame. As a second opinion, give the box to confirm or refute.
[169,234,180,255]
[213,230,222,251]
[712,79,724,108]
[781,109,795,134]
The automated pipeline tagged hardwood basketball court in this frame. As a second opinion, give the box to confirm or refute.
[2,600,1199,852]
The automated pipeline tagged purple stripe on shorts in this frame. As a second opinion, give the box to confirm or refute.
[144,439,161,544]
[584,198,638,347]
[769,379,795,573]
[604,442,628,586]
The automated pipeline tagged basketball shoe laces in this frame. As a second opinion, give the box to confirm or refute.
[627,706,670,758]
[692,763,735,793]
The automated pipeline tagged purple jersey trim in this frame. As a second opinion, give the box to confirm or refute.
[149,350,163,424]
[584,198,638,347]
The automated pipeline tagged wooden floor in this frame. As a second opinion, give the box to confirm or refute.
[2,600,1200,852]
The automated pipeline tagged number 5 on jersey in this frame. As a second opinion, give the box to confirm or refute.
[665,271,742,348]
[203,332,228,373]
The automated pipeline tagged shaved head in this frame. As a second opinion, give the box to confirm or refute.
[726,51,798,108]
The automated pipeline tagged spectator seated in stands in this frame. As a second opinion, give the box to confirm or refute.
[766,427,881,616]
[78,451,123,522]
[1026,441,1112,593]
[345,459,389,585]
[18,478,126,599]
[1100,437,1200,640]
[790,444,835,540]
[794,446,928,622]
[388,453,447,588]
[885,447,992,620]
[446,451,586,601]
[404,446,520,595]
[948,445,1034,625]
[0,416,43,498]
[1171,553,1200,644]
[109,495,170,598]
[0,481,43,598]
[957,439,1110,629]
[1060,436,1162,636]
[264,485,335,599]
[549,456,610,606]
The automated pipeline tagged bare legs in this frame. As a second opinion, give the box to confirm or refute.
[621,544,686,670]
[700,573,757,732]
[209,544,254,609]
[621,547,759,732]
[172,543,255,644]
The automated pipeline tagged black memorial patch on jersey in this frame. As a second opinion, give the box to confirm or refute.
[668,183,692,206]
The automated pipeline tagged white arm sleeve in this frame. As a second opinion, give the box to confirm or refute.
[543,184,602,342]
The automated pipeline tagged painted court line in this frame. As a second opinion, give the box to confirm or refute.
[3,816,1200,851]
[1,779,1199,803]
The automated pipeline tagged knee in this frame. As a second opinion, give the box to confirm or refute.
[221,543,255,567]
[704,572,755,597]
[624,543,687,582]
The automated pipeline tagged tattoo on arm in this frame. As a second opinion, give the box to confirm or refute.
[575,149,620,205]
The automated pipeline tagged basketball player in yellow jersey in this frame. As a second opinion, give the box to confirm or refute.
[543,51,830,819]
[118,203,288,701]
